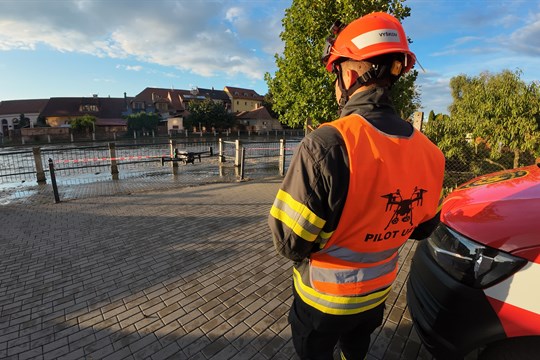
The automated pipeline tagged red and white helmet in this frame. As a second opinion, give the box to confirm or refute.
[323,12,416,75]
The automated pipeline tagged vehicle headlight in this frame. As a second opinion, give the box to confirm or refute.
[426,225,527,289]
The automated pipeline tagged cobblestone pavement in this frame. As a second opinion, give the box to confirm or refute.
[0,176,434,360]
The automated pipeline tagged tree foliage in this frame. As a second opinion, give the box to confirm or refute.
[265,0,416,128]
[449,69,540,168]
[424,112,470,161]
[185,99,236,131]
[16,113,31,129]
[262,92,279,120]
[391,70,420,119]
[424,111,478,186]
[126,112,160,133]
[70,114,96,133]
[36,116,49,127]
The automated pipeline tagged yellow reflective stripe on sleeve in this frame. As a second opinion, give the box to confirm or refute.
[276,190,325,228]
[270,206,319,241]
[316,231,334,249]
[319,230,333,239]
[292,268,390,315]
[270,190,327,242]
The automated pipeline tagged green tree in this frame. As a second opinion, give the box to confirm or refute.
[185,99,236,131]
[16,113,30,129]
[391,70,420,119]
[449,69,540,169]
[36,115,49,127]
[265,0,414,128]
[424,112,477,187]
[424,113,470,161]
[262,92,279,120]
[126,112,160,134]
[70,114,96,133]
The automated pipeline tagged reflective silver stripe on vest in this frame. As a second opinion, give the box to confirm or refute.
[272,198,323,235]
[320,245,400,264]
[293,268,390,315]
[311,256,398,284]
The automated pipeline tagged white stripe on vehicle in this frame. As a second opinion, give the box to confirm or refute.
[484,261,540,314]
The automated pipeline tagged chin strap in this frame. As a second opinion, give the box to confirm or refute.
[334,60,402,115]
[335,64,388,115]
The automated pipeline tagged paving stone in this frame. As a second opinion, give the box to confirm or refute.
[0,177,430,360]
[150,341,181,360]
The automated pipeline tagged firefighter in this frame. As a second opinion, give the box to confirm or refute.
[268,12,445,360]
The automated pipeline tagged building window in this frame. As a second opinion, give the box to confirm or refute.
[156,102,168,111]
[133,102,144,110]
[80,104,99,112]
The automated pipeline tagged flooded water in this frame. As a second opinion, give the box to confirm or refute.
[0,138,300,202]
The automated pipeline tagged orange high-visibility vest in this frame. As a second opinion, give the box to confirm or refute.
[310,114,445,297]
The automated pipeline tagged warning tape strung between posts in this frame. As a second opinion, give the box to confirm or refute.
[54,155,167,164]
[52,147,295,164]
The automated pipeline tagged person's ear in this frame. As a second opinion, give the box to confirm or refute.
[345,69,358,90]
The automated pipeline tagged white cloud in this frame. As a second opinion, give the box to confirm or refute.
[225,7,244,23]
[417,70,453,115]
[116,65,143,72]
[93,78,115,83]
[0,0,284,80]
[504,13,540,56]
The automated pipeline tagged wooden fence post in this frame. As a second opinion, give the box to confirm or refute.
[279,138,286,176]
[109,142,119,180]
[218,138,224,164]
[235,139,241,167]
[169,139,178,175]
[33,147,46,184]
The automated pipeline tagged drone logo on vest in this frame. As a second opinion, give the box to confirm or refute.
[382,187,427,230]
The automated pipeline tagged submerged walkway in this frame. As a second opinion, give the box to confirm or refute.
[0,176,433,360]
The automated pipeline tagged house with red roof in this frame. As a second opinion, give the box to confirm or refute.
[224,86,264,113]
[40,95,132,133]
[0,99,49,136]
[131,87,232,133]
[236,106,282,132]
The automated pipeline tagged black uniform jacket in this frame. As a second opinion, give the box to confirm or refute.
[269,87,441,263]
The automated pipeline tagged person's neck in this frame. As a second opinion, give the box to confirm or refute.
[349,83,377,97]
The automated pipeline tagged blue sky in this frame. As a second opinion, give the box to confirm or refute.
[0,0,539,116]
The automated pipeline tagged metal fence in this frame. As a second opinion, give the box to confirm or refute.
[0,138,300,188]
[2,128,306,146]
[2,134,536,202]
[439,146,538,192]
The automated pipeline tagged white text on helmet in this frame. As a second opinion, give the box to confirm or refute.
[351,29,401,51]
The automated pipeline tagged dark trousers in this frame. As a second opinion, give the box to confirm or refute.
[289,288,385,360]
